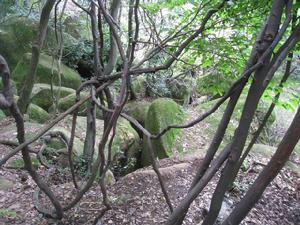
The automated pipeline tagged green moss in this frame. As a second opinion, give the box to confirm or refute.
[52,92,86,113]
[8,158,40,169]
[12,53,82,92]
[123,101,151,124]
[31,83,75,110]
[0,208,18,218]
[0,17,76,70]
[198,98,235,147]
[47,138,66,150]
[142,98,186,166]
[27,104,50,124]
[167,77,195,106]
[46,127,84,156]
[132,76,147,97]
[0,110,6,121]
[113,118,141,158]
[49,92,103,119]
[0,18,37,69]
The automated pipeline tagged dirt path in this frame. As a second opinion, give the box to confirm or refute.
[0,108,299,225]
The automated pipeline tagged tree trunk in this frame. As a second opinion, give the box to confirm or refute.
[17,0,56,113]
[104,0,121,75]
[222,106,300,225]
[202,1,289,224]
[83,98,96,173]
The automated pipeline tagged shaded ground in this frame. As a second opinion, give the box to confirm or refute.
[0,106,299,225]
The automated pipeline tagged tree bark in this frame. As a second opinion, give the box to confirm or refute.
[103,0,121,75]
[0,55,63,219]
[202,2,293,224]
[83,90,97,173]
[222,106,300,225]
[17,0,56,113]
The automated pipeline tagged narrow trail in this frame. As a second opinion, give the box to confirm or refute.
[0,107,299,225]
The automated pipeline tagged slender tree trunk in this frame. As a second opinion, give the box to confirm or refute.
[166,1,291,224]
[83,97,96,173]
[230,51,294,189]
[103,0,121,75]
[223,106,300,225]
[190,90,241,188]
[0,55,63,219]
[202,2,294,224]
[17,0,56,113]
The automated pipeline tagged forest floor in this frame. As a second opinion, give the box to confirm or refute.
[0,106,299,225]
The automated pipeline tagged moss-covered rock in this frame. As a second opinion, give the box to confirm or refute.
[56,92,88,113]
[49,92,103,119]
[167,77,195,106]
[132,76,148,98]
[63,115,140,173]
[31,83,75,111]
[142,98,186,166]
[0,17,77,70]
[123,100,151,125]
[113,118,141,158]
[110,118,142,175]
[27,103,50,124]
[0,18,37,69]
[12,53,82,91]
[0,110,6,121]
[46,127,84,156]
[0,96,44,123]
[49,92,87,115]
[7,158,40,169]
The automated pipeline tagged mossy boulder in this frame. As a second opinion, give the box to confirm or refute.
[142,98,186,166]
[132,76,148,98]
[12,53,82,91]
[49,92,103,119]
[123,100,151,125]
[111,118,142,175]
[1,96,49,123]
[27,103,50,124]
[113,118,141,158]
[46,127,84,156]
[31,83,75,111]
[50,92,88,114]
[63,115,140,171]
[167,77,195,106]
[7,158,40,169]
[0,110,6,121]
[0,17,77,70]
[0,18,37,69]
